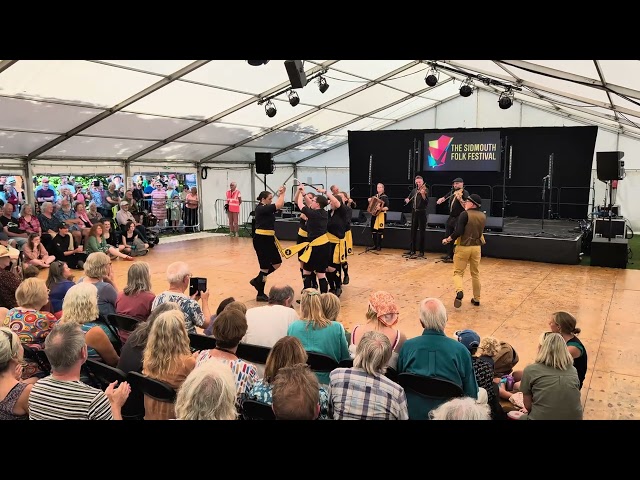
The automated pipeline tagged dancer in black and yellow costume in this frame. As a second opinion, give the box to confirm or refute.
[296,192,318,290]
[318,187,348,297]
[250,186,287,302]
[338,191,356,285]
[368,183,389,251]
[295,185,332,293]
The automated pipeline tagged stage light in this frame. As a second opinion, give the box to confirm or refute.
[288,90,300,107]
[459,78,474,97]
[264,100,277,117]
[318,76,329,93]
[425,67,439,87]
[247,60,270,66]
[498,89,514,110]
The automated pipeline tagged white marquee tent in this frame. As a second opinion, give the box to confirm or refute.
[1,60,639,230]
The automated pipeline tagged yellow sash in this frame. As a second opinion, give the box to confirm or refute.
[326,232,347,264]
[298,228,308,238]
[374,211,385,230]
[256,229,329,262]
[345,230,353,256]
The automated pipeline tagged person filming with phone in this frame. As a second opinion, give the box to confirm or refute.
[152,261,211,335]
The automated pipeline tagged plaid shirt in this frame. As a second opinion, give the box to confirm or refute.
[329,368,409,420]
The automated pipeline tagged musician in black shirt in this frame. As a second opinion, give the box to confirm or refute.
[368,183,389,251]
[437,177,470,263]
[296,185,331,292]
[404,175,429,257]
[250,186,286,302]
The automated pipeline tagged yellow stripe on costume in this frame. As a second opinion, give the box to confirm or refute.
[255,228,309,259]
[375,211,385,230]
[326,232,348,264]
[298,228,308,238]
[345,230,353,255]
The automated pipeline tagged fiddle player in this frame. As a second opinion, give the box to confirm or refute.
[436,177,470,263]
[442,194,486,308]
[404,175,428,258]
[367,183,389,251]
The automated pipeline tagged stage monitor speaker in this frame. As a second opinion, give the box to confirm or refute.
[386,211,406,225]
[484,216,504,232]
[427,213,448,228]
[596,151,625,181]
[480,198,491,216]
[594,218,626,238]
[351,209,366,224]
[590,236,628,268]
[255,152,274,174]
[284,60,307,89]
[427,197,437,215]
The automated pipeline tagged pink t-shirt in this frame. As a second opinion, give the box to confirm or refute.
[115,291,156,321]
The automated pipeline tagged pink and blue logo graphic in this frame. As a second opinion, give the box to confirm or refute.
[427,135,454,168]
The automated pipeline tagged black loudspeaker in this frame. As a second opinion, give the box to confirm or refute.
[480,198,491,216]
[484,216,504,232]
[427,213,448,228]
[284,60,308,89]
[386,211,406,224]
[351,209,366,224]
[255,152,274,174]
[427,197,437,215]
[596,151,625,181]
[594,218,626,238]
[590,236,628,268]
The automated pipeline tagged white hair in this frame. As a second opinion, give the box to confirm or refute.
[429,397,491,420]
[166,261,190,285]
[419,297,447,332]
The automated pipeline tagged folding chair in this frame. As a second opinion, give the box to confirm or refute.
[188,333,216,352]
[240,398,276,420]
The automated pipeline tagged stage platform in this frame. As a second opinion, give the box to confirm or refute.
[274,217,584,265]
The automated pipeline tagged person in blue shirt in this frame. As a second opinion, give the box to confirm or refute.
[397,297,478,419]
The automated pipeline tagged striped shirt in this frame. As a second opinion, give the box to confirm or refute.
[28,377,113,420]
[329,367,409,420]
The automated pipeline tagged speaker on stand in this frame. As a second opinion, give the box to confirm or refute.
[255,152,274,191]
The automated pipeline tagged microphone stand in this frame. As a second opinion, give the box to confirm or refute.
[540,176,548,233]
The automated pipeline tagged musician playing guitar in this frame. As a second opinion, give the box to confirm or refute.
[436,177,470,263]
[404,175,428,258]
[367,183,389,251]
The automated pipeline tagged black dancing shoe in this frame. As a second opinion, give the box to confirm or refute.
[342,274,350,285]
[471,298,480,306]
[249,277,260,291]
[334,287,343,298]
[256,294,269,302]
[454,291,464,308]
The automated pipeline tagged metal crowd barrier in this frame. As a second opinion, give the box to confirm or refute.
[213,199,256,234]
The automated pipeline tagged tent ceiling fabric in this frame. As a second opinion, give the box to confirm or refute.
[1,60,640,165]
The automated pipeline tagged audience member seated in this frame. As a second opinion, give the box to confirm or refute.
[272,363,321,420]
[241,284,298,348]
[203,297,236,336]
[2,278,58,381]
[116,262,155,322]
[246,335,330,419]
[517,332,583,420]
[78,252,119,317]
[48,222,86,270]
[117,302,180,374]
[175,359,239,420]
[152,261,211,335]
[46,261,75,317]
[196,308,258,397]
[73,202,93,239]
[116,201,150,244]
[21,265,40,280]
[85,223,133,261]
[37,202,63,248]
[455,329,506,420]
[22,233,55,269]
[330,330,409,420]
[429,396,491,420]
[142,310,196,420]
[28,322,130,420]
[1,203,28,249]
[349,290,407,369]
[0,244,21,309]
[18,204,41,235]
[320,292,349,341]
[59,283,119,368]
[55,198,83,246]
[87,201,103,224]
[397,297,478,419]
[120,220,149,256]
[0,327,33,420]
[287,288,351,386]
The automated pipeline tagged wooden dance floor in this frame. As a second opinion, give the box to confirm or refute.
[58,234,640,420]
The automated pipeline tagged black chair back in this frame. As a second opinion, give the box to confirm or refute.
[126,371,176,403]
[338,358,353,368]
[385,366,399,384]
[237,342,271,365]
[97,314,122,354]
[188,333,216,352]
[84,359,127,389]
[22,345,51,374]
[397,373,464,399]
[107,314,140,334]
[241,398,276,420]
[306,351,339,373]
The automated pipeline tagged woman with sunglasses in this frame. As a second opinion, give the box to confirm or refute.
[0,328,33,420]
